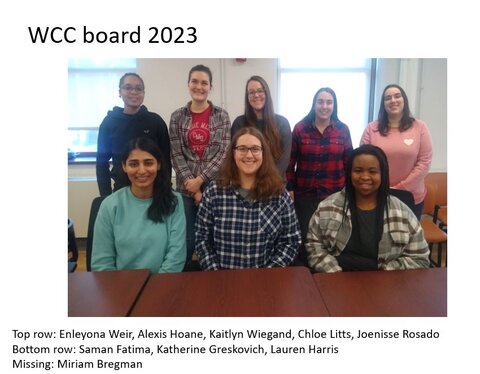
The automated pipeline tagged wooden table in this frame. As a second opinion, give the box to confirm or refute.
[130,266,329,317]
[68,269,150,317]
[313,268,447,317]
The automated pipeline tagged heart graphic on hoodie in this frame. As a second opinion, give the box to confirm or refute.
[404,138,414,146]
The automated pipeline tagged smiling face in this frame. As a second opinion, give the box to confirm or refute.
[383,86,405,118]
[247,80,266,116]
[351,154,382,200]
[234,134,263,180]
[119,75,145,113]
[122,149,160,197]
[314,91,334,121]
[188,70,211,104]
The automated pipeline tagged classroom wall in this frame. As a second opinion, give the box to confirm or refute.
[138,58,278,124]
[418,59,447,172]
[68,58,447,237]
[375,58,447,171]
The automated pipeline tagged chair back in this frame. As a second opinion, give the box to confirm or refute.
[68,218,79,262]
[423,181,438,216]
[389,188,415,213]
[425,172,447,206]
[68,218,79,272]
[86,196,106,271]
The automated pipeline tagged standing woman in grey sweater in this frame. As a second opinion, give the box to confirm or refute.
[231,75,292,181]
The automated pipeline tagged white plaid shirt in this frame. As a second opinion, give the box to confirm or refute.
[306,190,430,272]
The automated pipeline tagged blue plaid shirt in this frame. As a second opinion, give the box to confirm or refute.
[195,181,301,270]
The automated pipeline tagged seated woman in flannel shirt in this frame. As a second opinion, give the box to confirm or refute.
[305,144,430,272]
[195,127,301,270]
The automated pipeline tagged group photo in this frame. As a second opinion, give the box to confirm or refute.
[67,58,447,317]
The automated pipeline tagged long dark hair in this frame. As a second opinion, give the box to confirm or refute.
[244,75,282,161]
[377,84,415,135]
[302,87,340,124]
[121,137,177,223]
[343,144,390,244]
[217,127,283,200]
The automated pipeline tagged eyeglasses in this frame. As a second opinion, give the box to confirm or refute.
[234,146,263,156]
[121,85,145,93]
[247,89,265,97]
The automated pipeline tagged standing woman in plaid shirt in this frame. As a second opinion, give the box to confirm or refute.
[169,65,231,270]
[286,87,353,265]
[195,127,301,270]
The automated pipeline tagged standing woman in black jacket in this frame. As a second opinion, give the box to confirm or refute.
[96,72,171,196]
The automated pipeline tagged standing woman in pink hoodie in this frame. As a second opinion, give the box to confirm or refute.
[360,84,433,219]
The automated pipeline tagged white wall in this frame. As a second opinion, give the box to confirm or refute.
[68,58,447,237]
[139,58,278,124]
[374,58,447,171]
[418,59,447,172]
[68,177,98,237]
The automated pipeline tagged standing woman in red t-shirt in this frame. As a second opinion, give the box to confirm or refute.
[169,65,231,270]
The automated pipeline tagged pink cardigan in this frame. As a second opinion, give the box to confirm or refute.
[360,120,433,204]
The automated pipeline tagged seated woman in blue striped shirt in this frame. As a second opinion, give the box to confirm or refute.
[195,127,301,270]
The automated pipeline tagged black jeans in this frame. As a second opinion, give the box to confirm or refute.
[293,194,323,266]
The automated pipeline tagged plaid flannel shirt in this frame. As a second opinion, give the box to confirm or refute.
[286,119,353,199]
[195,182,301,270]
[305,190,430,272]
[169,101,231,194]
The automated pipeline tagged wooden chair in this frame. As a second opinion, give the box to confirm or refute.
[389,188,444,267]
[420,181,447,267]
[425,172,447,231]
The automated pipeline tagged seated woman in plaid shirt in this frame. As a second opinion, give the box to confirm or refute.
[195,127,301,270]
[305,144,430,272]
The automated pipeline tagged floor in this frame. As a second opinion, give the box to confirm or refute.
[75,250,87,272]
[69,238,87,272]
